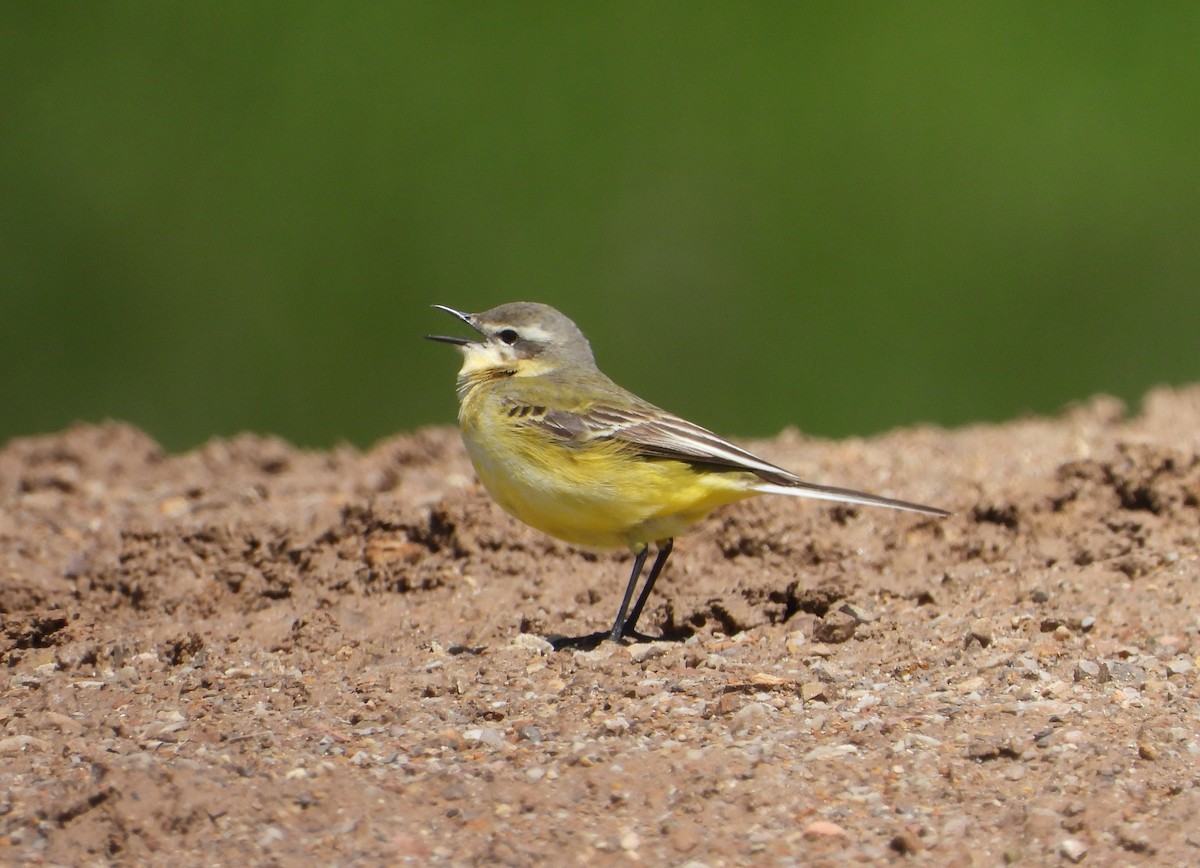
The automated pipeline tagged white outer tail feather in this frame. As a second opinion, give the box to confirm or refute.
[750,481,949,516]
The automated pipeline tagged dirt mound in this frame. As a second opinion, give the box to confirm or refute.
[2,387,1198,864]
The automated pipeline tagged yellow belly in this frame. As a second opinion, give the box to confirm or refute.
[460,411,757,551]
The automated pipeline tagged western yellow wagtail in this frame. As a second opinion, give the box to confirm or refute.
[427,302,948,644]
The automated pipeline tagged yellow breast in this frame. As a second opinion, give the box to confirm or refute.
[458,391,757,551]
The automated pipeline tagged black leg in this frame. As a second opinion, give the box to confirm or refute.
[619,538,673,639]
[608,547,650,642]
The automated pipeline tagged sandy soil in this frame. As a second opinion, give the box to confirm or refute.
[1,386,1198,866]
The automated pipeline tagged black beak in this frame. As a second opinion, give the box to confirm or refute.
[425,305,481,345]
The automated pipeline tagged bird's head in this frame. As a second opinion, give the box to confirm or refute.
[426,302,596,378]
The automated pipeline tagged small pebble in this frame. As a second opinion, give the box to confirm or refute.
[43,711,83,734]
[463,727,506,749]
[967,618,993,647]
[785,630,808,653]
[940,815,971,839]
[0,735,50,753]
[1166,657,1194,675]
[802,820,848,839]
[516,724,544,743]
[803,744,858,761]
[889,830,923,854]
[814,611,857,644]
[1107,661,1146,686]
[257,825,286,848]
[838,601,878,623]
[801,682,834,703]
[956,675,985,694]
[628,642,669,663]
[1060,837,1088,863]
[509,633,553,655]
[730,701,770,731]
[1116,823,1156,854]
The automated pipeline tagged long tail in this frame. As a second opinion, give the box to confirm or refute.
[751,480,949,517]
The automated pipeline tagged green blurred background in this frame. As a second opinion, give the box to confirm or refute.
[3,3,1198,453]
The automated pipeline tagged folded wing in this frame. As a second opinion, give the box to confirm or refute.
[518,401,948,517]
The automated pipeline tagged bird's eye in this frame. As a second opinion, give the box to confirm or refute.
[497,328,519,345]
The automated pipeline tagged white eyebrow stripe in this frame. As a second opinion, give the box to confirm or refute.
[510,325,556,343]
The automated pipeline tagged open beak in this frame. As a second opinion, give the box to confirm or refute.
[425,305,482,346]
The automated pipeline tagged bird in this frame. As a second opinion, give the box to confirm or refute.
[426,302,948,644]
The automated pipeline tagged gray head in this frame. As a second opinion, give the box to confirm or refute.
[426,302,598,376]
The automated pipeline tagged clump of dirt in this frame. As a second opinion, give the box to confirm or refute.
[2,387,1198,864]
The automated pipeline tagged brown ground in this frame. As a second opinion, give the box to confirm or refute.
[2,386,1199,866]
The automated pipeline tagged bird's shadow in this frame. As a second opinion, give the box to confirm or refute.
[545,626,692,652]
